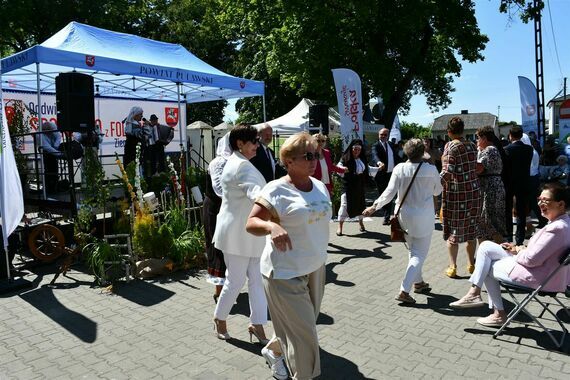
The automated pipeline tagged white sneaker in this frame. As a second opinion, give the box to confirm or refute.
[261,347,288,380]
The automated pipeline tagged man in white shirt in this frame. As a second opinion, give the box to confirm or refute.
[371,128,400,224]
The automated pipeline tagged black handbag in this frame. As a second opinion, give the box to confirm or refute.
[390,162,423,242]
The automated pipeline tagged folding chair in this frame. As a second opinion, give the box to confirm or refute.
[493,248,570,349]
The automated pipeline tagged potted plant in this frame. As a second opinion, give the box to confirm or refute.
[83,238,122,285]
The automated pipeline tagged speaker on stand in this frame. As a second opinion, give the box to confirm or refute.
[309,104,329,135]
[55,72,96,216]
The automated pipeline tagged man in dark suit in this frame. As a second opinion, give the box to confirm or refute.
[250,124,286,183]
[504,126,533,245]
[371,128,400,225]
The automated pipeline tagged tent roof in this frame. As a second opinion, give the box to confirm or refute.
[1,22,264,103]
[214,122,234,130]
[187,121,212,130]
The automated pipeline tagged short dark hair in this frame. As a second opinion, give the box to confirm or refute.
[476,125,495,141]
[229,124,258,151]
[447,117,464,135]
[509,125,523,139]
[149,114,158,121]
[541,182,570,210]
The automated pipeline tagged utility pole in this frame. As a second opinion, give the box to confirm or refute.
[534,0,546,141]
[497,105,501,123]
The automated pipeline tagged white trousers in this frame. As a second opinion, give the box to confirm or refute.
[337,193,363,222]
[214,253,268,324]
[469,241,517,311]
[401,234,432,293]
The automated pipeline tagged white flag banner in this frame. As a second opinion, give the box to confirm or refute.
[518,76,539,135]
[389,114,402,143]
[332,68,363,149]
[0,68,24,278]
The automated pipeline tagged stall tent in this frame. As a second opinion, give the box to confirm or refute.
[1,21,265,144]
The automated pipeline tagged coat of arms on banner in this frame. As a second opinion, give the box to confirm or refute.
[165,107,179,127]
[85,55,95,67]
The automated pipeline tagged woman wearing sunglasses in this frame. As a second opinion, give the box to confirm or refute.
[450,182,570,327]
[336,139,369,235]
[247,132,331,380]
[212,124,269,344]
[312,133,347,197]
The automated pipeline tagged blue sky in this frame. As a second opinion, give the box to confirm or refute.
[225,0,569,126]
[403,0,570,126]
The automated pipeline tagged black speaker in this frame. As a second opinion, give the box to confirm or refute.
[56,72,95,132]
[309,104,329,135]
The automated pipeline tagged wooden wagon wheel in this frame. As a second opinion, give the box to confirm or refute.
[28,224,65,262]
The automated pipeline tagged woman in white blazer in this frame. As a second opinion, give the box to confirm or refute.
[364,139,443,304]
[212,124,269,343]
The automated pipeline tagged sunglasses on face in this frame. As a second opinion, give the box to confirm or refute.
[299,152,321,161]
[249,137,260,144]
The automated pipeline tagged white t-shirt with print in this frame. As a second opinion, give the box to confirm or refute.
[257,177,331,279]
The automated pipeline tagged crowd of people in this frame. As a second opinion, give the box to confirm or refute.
[202,118,569,380]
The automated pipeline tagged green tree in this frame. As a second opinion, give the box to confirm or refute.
[216,0,488,129]
[499,0,544,23]
[399,122,432,140]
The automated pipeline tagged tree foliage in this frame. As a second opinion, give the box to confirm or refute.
[499,0,544,23]
[215,0,488,128]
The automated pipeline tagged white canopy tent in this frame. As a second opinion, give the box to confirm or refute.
[254,98,382,136]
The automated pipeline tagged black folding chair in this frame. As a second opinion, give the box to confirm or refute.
[493,248,570,349]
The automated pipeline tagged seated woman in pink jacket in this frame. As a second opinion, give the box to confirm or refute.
[449,182,570,327]
[311,133,347,197]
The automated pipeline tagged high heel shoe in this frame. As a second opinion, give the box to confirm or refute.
[213,294,219,304]
[213,319,231,340]
[247,325,269,345]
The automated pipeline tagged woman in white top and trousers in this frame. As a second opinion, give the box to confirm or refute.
[212,124,269,343]
[364,139,442,304]
[247,132,331,380]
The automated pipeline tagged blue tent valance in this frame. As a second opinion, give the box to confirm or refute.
[1,22,264,103]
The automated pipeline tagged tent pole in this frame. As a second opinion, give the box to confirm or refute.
[0,59,12,281]
[262,95,267,122]
[36,63,47,200]
[177,83,188,170]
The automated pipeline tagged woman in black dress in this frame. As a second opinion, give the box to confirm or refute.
[336,139,369,235]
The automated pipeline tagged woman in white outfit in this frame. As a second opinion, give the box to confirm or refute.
[364,139,443,304]
[212,124,269,343]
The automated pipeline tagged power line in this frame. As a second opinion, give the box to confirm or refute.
[546,0,564,77]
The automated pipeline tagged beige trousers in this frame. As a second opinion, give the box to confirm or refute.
[263,265,325,380]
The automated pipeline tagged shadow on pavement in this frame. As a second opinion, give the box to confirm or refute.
[319,347,373,379]
[19,284,97,343]
[326,243,391,288]
[112,279,176,306]
[465,326,570,354]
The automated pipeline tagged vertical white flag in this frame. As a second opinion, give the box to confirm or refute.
[518,76,539,135]
[389,114,402,143]
[0,68,24,258]
[332,68,363,149]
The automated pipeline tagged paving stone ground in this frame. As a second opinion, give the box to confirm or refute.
[1,217,569,379]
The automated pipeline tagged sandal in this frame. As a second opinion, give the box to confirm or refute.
[413,282,431,294]
[466,264,475,275]
[359,225,366,232]
[336,230,343,236]
[395,293,416,304]
[445,265,457,278]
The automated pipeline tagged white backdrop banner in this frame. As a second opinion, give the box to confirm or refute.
[518,76,539,135]
[332,68,363,149]
[2,90,186,156]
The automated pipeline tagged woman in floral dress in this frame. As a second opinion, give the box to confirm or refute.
[475,126,505,243]
[440,117,481,278]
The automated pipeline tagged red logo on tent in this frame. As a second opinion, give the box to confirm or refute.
[85,55,95,67]
[4,105,15,125]
[165,107,179,127]
[240,81,246,89]
[526,105,536,116]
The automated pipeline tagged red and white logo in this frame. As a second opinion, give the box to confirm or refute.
[4,105,15,125]
[85,55,95,67]
[165,107,179,127]
[526,105,536,116]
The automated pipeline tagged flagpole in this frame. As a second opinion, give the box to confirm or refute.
[0,54,13,281]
